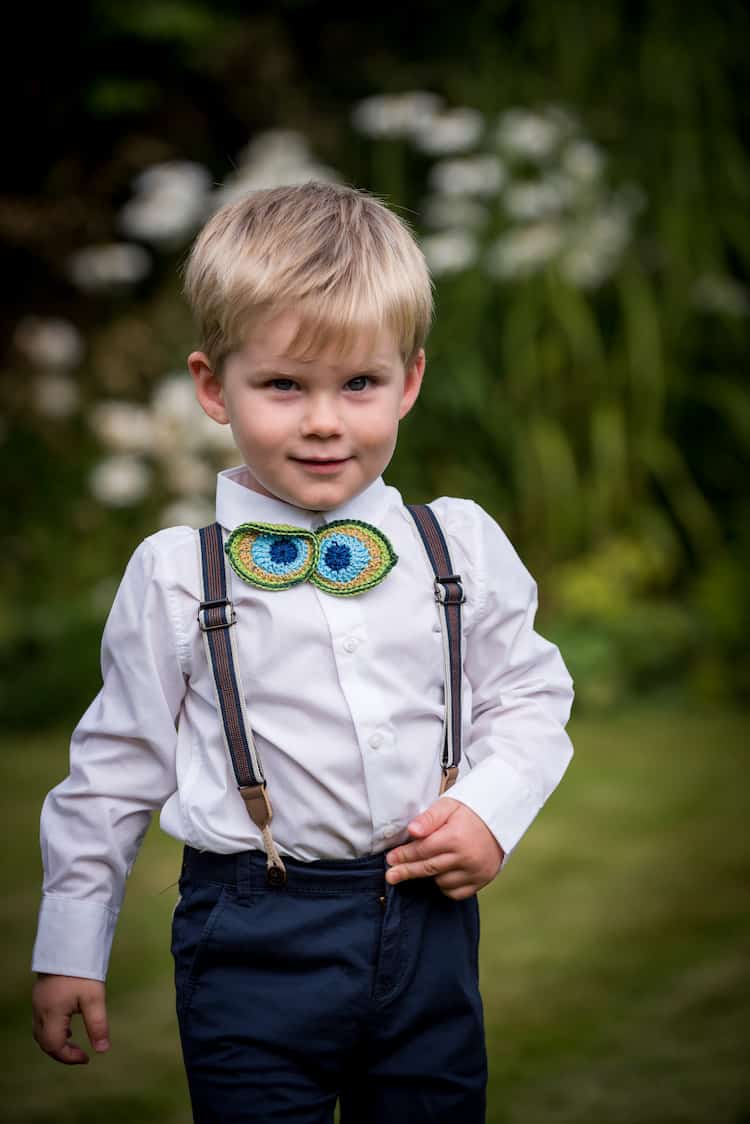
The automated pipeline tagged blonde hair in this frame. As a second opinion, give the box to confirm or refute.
[181,181,434,375]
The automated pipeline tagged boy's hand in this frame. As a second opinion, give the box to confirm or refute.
[384,797,504,899]
[32,974,110,1065]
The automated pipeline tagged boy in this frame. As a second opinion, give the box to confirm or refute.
[31,182,574,1122]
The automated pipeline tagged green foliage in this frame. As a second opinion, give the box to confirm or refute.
[2,1,748,722]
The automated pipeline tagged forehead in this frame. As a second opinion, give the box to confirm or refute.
[237,308,401,371]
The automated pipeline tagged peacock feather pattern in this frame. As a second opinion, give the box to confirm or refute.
[224,520,397,596]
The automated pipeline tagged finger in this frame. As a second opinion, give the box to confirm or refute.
[434,867,470,890]
[436,866,494,897]
[80,992,110,1054]
[407,797,461,837]
[385,852,456,884]
[386,828,454,868]
[437,881,478,900]
[386,813,463,863]
[33,1013,90,1066]
[45,1039,92,1065]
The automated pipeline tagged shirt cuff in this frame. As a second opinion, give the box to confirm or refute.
[438,754,545,862]
[31,895,118,982]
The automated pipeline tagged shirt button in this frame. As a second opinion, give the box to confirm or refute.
[368,732,383,749]
[382,823,400,839]
[343,637,359,653]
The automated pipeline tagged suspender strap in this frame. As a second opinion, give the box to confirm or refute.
[197,522,287,886]
[405,504,465,795]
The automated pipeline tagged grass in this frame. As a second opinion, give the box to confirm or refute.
[2,699,748,1122]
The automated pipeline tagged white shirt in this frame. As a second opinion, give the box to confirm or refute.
[32,464,574,981]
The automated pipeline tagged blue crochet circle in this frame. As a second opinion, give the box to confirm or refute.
[318,533,370,585]
[252,533,305,576]
[323,541,351,572]
[270,538,299,565]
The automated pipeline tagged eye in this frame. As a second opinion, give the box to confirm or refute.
[346,375,372,392]
[270,378,297,391]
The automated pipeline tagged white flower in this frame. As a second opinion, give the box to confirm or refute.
[560,205,633,287]
[67,243,151,291]
[412,108,484,154]
[150,373,237,454]
[213,130,339,206]
[32,374,80,418]
[421,230,478,275]
[149,374,205,456]
[351,92,443,138]
[119,160,213,248]
[496,108,563,160]
[89,455,152,507]
[421,194,488,229]
[562,140,604,183]
[162,455,216,495]
[159,497,216,530]
[132,160,212,198]
[13,316,85,370]
[89,401,156,453]
[151,374,200,426]
[504,176,572,220]
[429,155,505,197]
[486,223,565,279]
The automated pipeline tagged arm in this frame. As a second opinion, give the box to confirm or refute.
[31,532,188,1060]
[386,501,574,895]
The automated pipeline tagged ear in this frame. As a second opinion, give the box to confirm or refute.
[188,351,231,425]
[398,349,426,420]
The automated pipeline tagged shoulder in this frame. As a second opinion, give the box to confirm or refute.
[118,524,199,594]
[410,495,516,558]
[399,497,484,622]
[405,497,535,618]
[108,526,200,669]
[142,524,198,565]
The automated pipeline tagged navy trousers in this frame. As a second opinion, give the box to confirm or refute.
[172,845,488,1123]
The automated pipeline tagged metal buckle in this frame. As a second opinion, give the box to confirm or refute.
[434,574,465,605]
[198,598,236,631]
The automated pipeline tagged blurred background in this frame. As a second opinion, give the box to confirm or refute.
[1,2,747,1121]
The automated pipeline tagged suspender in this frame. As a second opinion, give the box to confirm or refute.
[405,504,465,795]
[197,505,464,886]
[197,523,287,885]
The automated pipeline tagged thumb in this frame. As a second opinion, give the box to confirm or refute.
[79,987,110,1054]
[408,797,460,837]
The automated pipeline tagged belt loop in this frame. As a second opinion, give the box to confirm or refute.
[236,851,252,904]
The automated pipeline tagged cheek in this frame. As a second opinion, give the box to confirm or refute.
[234,409,282,445]
[355,405,400,445]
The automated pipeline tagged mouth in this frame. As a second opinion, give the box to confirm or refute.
[291,456,351,464]
[291,456,352,473]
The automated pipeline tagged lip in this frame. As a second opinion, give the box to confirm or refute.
[291,456,352,474]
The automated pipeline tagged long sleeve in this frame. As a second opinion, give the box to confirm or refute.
[441,501,574,860]
[32,532,188,981]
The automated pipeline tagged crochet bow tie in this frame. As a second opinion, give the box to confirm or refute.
[225,519,398,596]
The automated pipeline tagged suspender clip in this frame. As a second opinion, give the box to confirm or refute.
[434,574,465,605]
[439,765,460,794]
[198,598,236,631]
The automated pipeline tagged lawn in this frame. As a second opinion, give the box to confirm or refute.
[3,700,748,1123]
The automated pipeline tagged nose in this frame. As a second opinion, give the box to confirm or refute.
[300,393,343,438]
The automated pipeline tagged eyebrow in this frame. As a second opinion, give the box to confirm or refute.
[252,362,392,377]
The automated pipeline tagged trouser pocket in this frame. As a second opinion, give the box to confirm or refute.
[171,880,229,1021]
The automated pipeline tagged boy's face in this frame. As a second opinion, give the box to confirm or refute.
[188,309,425,512]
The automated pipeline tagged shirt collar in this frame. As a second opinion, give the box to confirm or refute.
[215,464,395,532]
